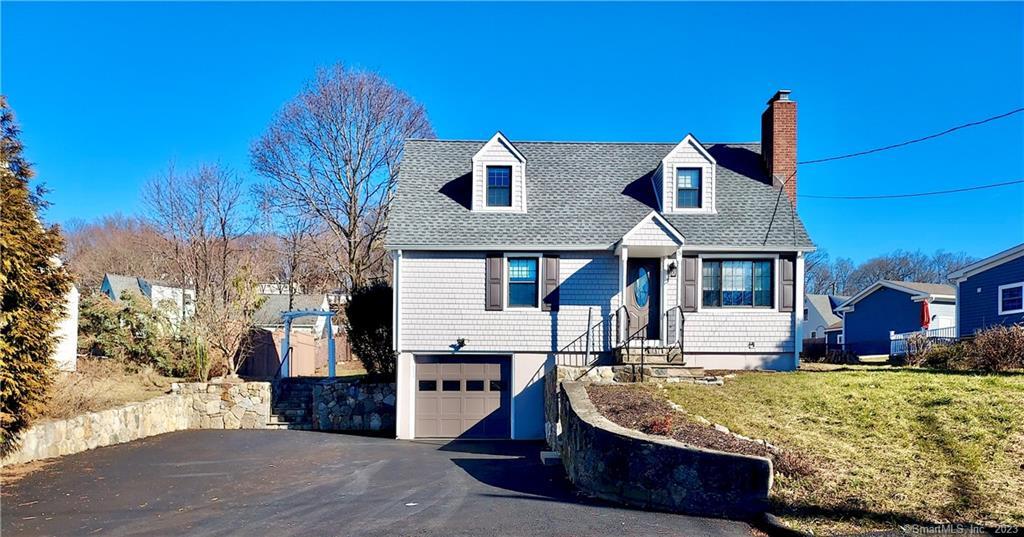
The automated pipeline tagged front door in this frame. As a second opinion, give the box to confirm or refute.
[626,258,660,340]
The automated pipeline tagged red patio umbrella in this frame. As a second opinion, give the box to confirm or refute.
[920,299,931,330]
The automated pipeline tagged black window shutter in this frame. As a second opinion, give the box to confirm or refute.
[542,255,560,312]
[681,256,698,312]
[779,255,795,312]
[485,253,503,311]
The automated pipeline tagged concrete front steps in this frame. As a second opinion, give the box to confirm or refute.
[267,378,317,430]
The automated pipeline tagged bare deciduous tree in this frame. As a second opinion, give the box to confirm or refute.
[807,249,976,297]
[143,163,262,378]
[63,215,175,291]
[251,63,434,293]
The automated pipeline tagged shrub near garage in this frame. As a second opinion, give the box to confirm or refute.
[345,281,395,379]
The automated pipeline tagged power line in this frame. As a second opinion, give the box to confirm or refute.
[763,107,1024,244]
[802,179,1024,200]
[798,107,1024,165]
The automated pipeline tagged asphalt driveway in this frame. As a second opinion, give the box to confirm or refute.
[3,430,752,536]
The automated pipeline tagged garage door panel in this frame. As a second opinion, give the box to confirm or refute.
[463,397,486,415]
[440,364,462,376]
[414,356,510,439]
[440,396,462,414]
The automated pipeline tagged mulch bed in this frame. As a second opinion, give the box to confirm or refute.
[586,383,813,477]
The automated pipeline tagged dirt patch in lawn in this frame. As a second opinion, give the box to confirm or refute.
[586,384,814,478]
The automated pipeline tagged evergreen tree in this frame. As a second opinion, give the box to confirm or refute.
[0,96,73,454]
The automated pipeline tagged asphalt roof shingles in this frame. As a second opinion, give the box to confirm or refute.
[386,139,814,250]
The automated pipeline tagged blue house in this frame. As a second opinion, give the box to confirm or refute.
[835,280,956,356]
[824,321,843,349]
[948,243,1024,337]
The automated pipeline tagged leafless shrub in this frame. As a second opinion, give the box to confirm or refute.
[968,325,1024,372]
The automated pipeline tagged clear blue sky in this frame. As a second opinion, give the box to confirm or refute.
[3,2,1022,263]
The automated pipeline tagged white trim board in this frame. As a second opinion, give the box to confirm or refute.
[949,243,1024,282]
[998,282,1024,315]
[836,280,955,312]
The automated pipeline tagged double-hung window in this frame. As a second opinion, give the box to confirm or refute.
[998,282,1024,315]
[508,257,539,308]
[701,259,773,308]
[676,168,701,208]
[486,166,512,207]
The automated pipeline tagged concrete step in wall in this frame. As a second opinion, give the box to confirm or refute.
[616,347,685,365]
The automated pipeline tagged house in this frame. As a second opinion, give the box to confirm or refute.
[386,89,814,440]
[835,280,956,356]
[100,273,195,326]
[53,283,80,372]
[948,243,1024,337]
[824,320,843,349]
[252,293,331,338]
[803,293,848,339]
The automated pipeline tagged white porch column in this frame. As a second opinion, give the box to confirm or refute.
[618,246,629,345]
[794,252,805,368]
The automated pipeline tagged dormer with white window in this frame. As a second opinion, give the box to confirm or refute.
[471,132,527,212]
[652,133,716,214]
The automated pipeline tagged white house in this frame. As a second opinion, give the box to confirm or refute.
[803,293,848,339]
[386,90,814,441]
[100,273,195,327]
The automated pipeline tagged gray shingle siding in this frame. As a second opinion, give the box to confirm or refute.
[386,140,813,250]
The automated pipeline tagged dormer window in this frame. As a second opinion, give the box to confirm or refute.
[654,134,716,214]
[471,132,526,212]
[486,166,512,207]
[676,168,701,208]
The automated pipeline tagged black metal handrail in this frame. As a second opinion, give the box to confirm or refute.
[620,320,650,381]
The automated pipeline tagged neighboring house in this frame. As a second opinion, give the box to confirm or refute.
[258,282,304,295]
[824,320,843,350]
[100,273,195,326]
[803,293,848,339]
[835,280,956,356]
[253,293,331,338]
[386,90,814,440]
[948,243,1024,337]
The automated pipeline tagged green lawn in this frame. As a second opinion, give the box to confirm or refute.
[662,367,1024,534]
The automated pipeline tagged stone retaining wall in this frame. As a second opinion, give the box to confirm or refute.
[313,381,396,432]
[559,381,772,519]
[3,381,271,466]
[545,365,721,449]
[173,382,271,429]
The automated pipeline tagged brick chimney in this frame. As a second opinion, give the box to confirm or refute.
[761,89,798,206]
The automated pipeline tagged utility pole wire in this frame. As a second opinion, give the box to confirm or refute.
[763,106,1024,244]
[798,107,1024,165]
[803,179,1024,200]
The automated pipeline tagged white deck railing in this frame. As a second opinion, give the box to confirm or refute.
[889,326,957,356]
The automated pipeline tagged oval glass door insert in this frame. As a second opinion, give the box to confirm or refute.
[634,267,650,307]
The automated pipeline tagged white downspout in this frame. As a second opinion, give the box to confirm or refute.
[794,252,805,369]
[392,250,402,353]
